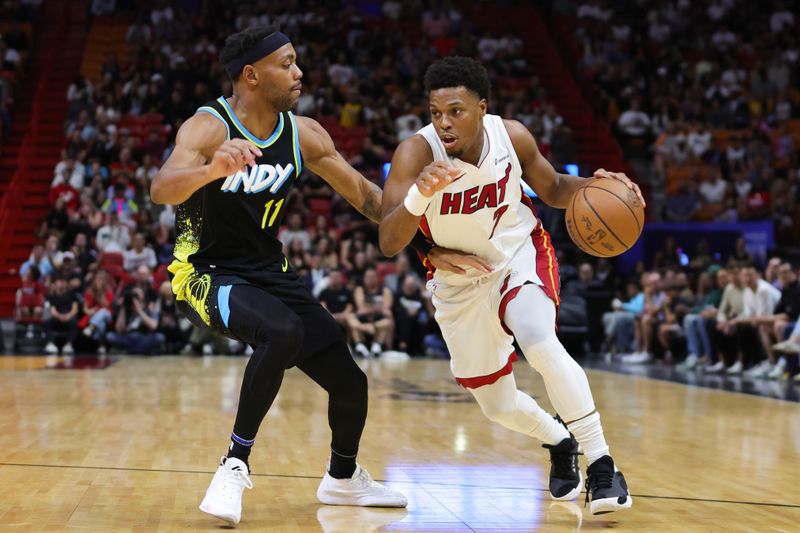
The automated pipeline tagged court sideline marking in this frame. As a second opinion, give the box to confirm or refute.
[1,461,798,510]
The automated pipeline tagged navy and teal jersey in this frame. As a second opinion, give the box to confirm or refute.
[168,97,302,323]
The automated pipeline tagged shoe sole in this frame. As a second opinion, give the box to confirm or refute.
[550,472,583,501]
[590,494,633,515]
[317,492,407,508]
[199,502,239,525]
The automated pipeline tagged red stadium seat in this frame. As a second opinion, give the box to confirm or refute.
[99,252,124,268]
[152,264,169,290]
[375,262,396,286]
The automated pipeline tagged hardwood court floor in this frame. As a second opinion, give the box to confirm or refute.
[0,355,798,532]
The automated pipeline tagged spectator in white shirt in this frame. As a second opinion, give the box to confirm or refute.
[328,53,355,87]
[91,0,116,17]
[736,265,783,373]
[699,173,728,205]
[150,3,174,25]
[648,16,671,43]
[52,157,86,190]
[96,214,131,253]
[395,111,423,143]
[278,212,312,251]
[126,17,152,45]
[741,266,782,320]
[726,135,746,164]
[612,23,631,41]
[577,0,610,21]
[770,5,795,33]
[707,0,731,22]
[687,123,712,159]
[617,99,652,149]
[732,171,751,199]
[124,233,157,272]
[712,28,736,50]
[382,1,402,19]
[541,104,563,144]
[477,32,499,62]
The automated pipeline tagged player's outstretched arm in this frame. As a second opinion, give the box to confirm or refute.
[151,114,261,205]
[297,116,383,222]
[505,119,645,209]
[379,136,461,257]
[505,119,587,209]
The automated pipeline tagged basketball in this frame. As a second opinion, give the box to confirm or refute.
[565,178,645,257]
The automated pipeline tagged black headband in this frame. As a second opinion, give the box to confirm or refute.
[224,32,291,78]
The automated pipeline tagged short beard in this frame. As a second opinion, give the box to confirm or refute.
[271,93,294,113]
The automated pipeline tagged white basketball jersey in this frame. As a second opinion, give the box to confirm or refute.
[417,114,540,285]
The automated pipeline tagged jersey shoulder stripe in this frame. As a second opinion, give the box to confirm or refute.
[196,106,230,140]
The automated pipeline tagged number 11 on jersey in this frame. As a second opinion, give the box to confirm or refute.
[261,198,285,229]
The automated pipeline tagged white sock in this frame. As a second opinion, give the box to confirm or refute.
[515,390,570,445]
[566,411,609,465]
[470,374,569,445]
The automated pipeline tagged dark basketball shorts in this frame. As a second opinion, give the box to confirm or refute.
[172,259,344,367]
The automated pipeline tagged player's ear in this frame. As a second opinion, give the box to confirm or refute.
[479,98,487,117]
[243,65,258,85]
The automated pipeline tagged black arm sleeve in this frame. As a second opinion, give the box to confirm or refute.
[409,230,434,256]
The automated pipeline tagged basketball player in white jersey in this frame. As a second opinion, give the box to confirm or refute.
[380,57,643,515]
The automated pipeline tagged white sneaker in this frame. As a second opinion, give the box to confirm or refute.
[62,342,74,355]
[677,354,698,370]
[726,361,743,375]
[97,346,106,355]
[199,457,253,525]
[202,343,214,356]
[621,352,652,364]
[44,342,59,354]
[744,360,771,378]
[705,361,725,373]
[767,359,786,380]
[317,465,407,507]
[772,340,800,355]
[354,343,371,358]
[370,342,383,357]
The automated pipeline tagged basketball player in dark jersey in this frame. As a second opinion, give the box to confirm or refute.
[150,27,486,525]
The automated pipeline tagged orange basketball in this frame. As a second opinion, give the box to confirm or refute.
[565,179,645,258]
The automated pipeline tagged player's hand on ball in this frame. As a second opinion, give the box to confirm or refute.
[592,168,646,207]
[427,246,493,275]
[416,162,463,197]
[208,139,262,178]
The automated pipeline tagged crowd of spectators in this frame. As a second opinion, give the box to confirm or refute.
[557,0,800,242]
[11,1,799,385]
[540,0,800,381]
[19,0,579,358]
[0,1,40,143]
[594,239,800,382]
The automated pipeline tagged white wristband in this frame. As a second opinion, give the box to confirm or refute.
[403,184,432,216]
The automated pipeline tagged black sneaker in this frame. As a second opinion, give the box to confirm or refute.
[542,435,582,501]
[585,455,633,515]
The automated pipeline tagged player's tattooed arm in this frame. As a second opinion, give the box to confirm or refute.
[296,115,382,223]
[359,179,384,223]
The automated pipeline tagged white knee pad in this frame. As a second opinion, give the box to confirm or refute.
[524,336,596,422]
[479,398,520,427]
[503,285,596,421]
[469,374,568,444]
